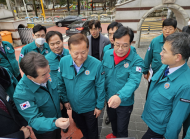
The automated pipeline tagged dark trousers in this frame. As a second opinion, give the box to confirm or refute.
[35,129,61,139]
[72,110,98,139]
[107,104,133,137]
[61,105,69,118]
[142,127,164,139]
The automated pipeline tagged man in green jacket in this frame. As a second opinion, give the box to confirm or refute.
[103,21,123,54]
[103,26,144,138]
[57,33,105,139]
[142,32,190,139]
[14,52,70,139]
[0,34,21,81]
[19,24,51,63]
[143,18,177,96]
[45,31,70,133]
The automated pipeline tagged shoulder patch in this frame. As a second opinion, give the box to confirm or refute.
[20,101,30,110]
[136,66,142,73]
[20,53,24,58]
[148,46,150,51]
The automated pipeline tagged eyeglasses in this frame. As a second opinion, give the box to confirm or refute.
[35,34,46,38]
[108,33,114,37]
[114,43,129,49]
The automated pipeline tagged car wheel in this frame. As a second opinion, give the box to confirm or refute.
[58,23,62,27]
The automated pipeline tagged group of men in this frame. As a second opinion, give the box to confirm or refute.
[0,18,190,139]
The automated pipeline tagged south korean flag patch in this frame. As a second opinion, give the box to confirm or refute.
[20,101,30,110]
[58,67,60,72]
[136,66,142,73]
[20,53,24,58]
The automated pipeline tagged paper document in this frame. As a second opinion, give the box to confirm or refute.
[147,68,153,82]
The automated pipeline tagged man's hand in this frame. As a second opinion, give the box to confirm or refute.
[64,102,72,110]
[20,126,30,139]
[55,118,70,129]
[60,103,63,110]
[108,95,121,109]
[144,74,148,80]
[26,126,37,139]
[94,108,102,118]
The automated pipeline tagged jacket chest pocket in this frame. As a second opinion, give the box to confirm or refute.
[153,49,162,61]
[62,73,74,88]
[35,91,50,107]
[103,61,113,77]
[116,65,130,82]
[6,48,15,59]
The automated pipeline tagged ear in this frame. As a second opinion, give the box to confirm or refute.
[176,53,182,62]
[32,34,35,39]
[27,75,34,81]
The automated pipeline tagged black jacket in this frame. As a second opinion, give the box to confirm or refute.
[0,67,27,138]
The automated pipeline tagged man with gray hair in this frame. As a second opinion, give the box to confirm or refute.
[141,32,190,139]
[13,52,70,139]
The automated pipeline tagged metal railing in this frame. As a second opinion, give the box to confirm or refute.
[18,28,33,44]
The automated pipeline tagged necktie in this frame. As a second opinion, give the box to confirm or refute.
[57,55,63,61]
[0,47,5,54]
[163,68,169,78]
[0,100,10,115]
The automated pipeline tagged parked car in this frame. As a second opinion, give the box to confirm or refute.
[56,16,86,27]
[66,20,90,37]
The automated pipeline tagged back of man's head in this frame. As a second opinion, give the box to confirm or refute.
[20,52,49,78]
[165,32,190,60]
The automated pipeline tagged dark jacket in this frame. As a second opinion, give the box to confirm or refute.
[0,66,27,138]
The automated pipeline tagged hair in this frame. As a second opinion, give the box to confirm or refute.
[46,31,63,44]
[107,22,123,32]
[162,18,177,29]
[33,24,47,34]
[88,20,101,29]
[165,32,190,60]
[113,26,134,43]
[68,33,89,49]
[20,52,49,78]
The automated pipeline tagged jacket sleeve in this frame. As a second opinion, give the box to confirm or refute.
[57,61,69,103]
[143,40,154,74]
[117,59,144,102]
[2,131,25,139]
[164,87,190,139]
[95,63,105,110]
[13,94,58,132]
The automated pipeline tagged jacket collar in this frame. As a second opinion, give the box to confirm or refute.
[22,74,41,93]
[69,55,89,69]
[167,62,188,81]
[51,48,67,60]
[32,41,49,50]
[159,34,165,43]
[110,46,134,62]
